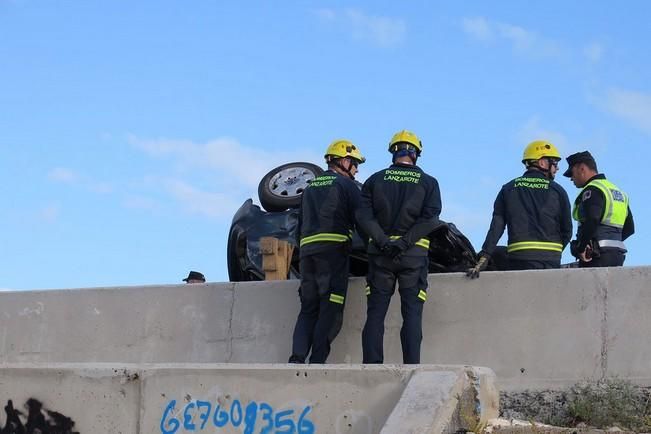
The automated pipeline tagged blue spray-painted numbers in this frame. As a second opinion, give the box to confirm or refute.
[159,397,315,434]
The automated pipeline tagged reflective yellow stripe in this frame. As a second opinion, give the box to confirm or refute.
[507,241,563,253]
[417,290,427,302]
[388,236,430,249]
[329,293,345,304]
[300,232,351,247]
[365,285,371,296]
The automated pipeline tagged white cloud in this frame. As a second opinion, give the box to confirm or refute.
[584,43,603,63]
[602,88,651,135]
[315,8,406,48]
[130,135,324,219]
[129,135,321,188]
[497,23,536,51]
[462,16,561,58]
[517,116,569,149]
[48,167,77,183]
[461,17,492,42]
[165,179,241,218]
[48,167,113,194]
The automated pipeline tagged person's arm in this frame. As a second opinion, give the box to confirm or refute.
[355,177,390,247]
[294,193,304,246]
[622,206,635,240]
[559,187,573,248]
[348,181,369,246]
[576,187,604,251]
[481,188,507,256]
[402,176,442,245]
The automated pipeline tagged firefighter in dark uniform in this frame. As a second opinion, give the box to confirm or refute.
[288,139,365,364]
[564,151,634,267]
[468,140,573,277]
[356,130,441,364]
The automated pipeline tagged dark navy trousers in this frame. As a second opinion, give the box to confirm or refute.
[289,247,349,364]
[362,255,428,364]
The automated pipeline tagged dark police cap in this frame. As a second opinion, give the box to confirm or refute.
[563,151,595,177]
[183,270,206,282]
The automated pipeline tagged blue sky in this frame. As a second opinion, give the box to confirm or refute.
[1,1,649,289]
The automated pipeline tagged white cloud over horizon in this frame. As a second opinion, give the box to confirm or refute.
[602,88,651,136]
[47,167,113,194]
[462,16,562,59]
[315,8,406,48]
[129,135,322,188]
[164,179,241,218]
[129,135,323,219]
[517,116,569,150]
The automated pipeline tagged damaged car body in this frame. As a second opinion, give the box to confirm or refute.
[227,162,479,281]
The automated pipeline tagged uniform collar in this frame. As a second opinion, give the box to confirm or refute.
[324,169,342,177]
[587,173,606,182]
[522,168,547,178]
[391,163,420,170]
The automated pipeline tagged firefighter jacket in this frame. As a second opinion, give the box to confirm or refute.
[572,174,634,252]
[482,168,573,261]
[356,163,441,257]
[297,169,361,257]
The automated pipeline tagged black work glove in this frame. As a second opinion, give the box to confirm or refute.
[376,237,391,254]
[570,240,580,258]
[466,252,490,279]
[385,238,410,262]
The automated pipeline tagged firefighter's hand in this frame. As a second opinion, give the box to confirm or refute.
[579,245,593,262]
[467,252,490,279]
[377,237,391,254]
[386,238,410,261]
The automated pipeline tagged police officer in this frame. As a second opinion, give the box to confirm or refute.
[564,151,634,267]
[288,139,365,364]
[468,140,572,277]
[356,130,441,364]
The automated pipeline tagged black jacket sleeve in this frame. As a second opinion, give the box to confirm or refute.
[403,177,442,246]
[355,176,390,247]
[347,181,368,247]
[559,187,573,247]
[295,194,304,246]
[623,206,635,240]
[576,186,605,251]
[481,188,507,256]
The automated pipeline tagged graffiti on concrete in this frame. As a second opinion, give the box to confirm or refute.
[1,398,79,434]
[160,396,315,434]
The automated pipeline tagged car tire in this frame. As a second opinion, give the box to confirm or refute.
[258,162,324,212]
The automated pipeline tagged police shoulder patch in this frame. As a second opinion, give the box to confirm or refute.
[582,190,592,201]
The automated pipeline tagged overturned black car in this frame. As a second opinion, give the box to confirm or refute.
[227,162,480,282]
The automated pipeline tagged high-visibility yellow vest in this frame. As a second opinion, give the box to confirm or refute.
[572,179,628,228]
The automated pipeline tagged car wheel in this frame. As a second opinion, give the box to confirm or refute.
[258,162,323,212]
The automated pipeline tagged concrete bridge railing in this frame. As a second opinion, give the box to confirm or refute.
[1,266,649,391]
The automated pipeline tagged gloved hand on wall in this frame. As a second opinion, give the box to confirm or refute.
[466,251,490,279]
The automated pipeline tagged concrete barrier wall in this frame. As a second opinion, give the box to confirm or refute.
[0,364,497,434]
[1,266,649,390]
